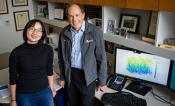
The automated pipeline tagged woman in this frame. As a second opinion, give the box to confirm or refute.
[9,19,56,106]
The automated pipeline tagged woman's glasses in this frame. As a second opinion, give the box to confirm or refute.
[28,27,42,35]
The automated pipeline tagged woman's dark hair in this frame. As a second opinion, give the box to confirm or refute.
[23,19,46,43]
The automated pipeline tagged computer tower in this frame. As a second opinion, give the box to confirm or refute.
[170,61,175,91]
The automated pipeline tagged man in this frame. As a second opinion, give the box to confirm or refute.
[58,3,108,106]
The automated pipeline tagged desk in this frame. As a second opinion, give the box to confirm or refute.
[0,96,10,104]
[95,80,175,106]
[0,68,10,106]
[0,96,10,106]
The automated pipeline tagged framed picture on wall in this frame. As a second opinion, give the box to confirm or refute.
[13,10,30,31]
[119,14,140,33]
[54,8,64,20]
[0,0,8,14]
[12,0,28,7]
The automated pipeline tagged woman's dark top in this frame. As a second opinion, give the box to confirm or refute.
[9,42,53,93]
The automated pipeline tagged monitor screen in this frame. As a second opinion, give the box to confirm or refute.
[115,48,172,86]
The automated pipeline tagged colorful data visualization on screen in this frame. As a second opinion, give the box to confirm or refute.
[115,48,171,86]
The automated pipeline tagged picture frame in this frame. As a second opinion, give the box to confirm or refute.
[107,19,116,33]
[12,0,28,7]
[37,5,47,17]
[105,41,114,54]
[147,11,158,39]
[54,8,64,20]
[13,10,30,31]
[0,0,8,14]
[119,14,140,33]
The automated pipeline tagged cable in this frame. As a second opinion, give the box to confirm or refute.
[150,89,175,106]
[170,97,175,106]
[151,90,169,103]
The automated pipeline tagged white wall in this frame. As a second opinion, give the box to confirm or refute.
[156,12,175,46]
[0,0,34,53]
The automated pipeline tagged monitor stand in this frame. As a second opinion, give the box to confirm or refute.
[125,81,152,96]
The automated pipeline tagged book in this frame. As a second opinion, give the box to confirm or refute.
[0,84,8,90]
[141,36,155,44]
[159,44,175,49]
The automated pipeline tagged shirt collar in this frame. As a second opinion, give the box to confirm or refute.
[70,21,85,33]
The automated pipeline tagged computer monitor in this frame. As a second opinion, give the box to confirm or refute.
[115,47,172,96]
[169,61,175,91]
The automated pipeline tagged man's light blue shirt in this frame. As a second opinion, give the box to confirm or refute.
[70,21,85,69]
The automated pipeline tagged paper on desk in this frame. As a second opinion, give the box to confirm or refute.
[0,84,10,99]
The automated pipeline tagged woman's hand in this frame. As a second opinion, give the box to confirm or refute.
[51,88,56,97]
[10,100,17,106]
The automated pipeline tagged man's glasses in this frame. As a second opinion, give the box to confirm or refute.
[28,27,42,35]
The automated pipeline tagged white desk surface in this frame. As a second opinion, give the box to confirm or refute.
[0,96,10,104]
[95,80,175,106]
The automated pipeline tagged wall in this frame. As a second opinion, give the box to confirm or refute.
[0,68,9,84]
[0,0,34,53]
[0,52,10,69]
[156,12,175,46]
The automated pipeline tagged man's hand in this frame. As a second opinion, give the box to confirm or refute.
[57,80,65,88]
[97,85,108,92]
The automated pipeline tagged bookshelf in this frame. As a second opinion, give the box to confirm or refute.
[36,17,68,28]
[32,1,175,61]
[102,6,175,61]
[103,33,175,61]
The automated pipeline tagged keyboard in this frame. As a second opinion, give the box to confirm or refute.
[101,91,147,106]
